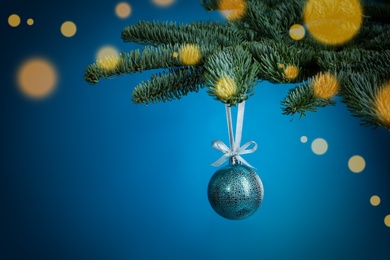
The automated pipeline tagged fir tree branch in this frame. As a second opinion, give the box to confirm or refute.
[340,72,386,128]
[83,0,390,130]
[84,43,218,84]
[203,45,260,106]
[363,2,390,24]
[121,21,243,48]
[281,83,335,119]
[247,39,317,83]
[240,0,282,40]
[317,49,390,75]
[132,67,205,105]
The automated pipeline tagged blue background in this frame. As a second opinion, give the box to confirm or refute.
[2,0,390,259]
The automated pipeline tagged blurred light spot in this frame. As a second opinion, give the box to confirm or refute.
[27,18,34,26]
[8,14,21,27]
[289,24,305,40]
[304,0,362,45]
[172,52,179,58]
[61,21,77,37]
[218,0,247,21]
[152,0,175,7]
[115,2,132,18]
[300,136,308,143]
[17,58,57,99]
[311,138,328,155]
[348,155,366,173]
[370,195,381,206]
[385,215,390,227]
[96,46,120,61]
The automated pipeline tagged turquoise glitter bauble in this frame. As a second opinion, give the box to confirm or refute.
[208,164,264,220]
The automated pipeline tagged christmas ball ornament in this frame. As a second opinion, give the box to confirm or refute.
[208,162,264,220]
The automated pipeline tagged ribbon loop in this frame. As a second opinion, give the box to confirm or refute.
[211,101,258,168]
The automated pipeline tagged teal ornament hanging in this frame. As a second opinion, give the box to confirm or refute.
[209,101,264,220]
[208,159,264,220]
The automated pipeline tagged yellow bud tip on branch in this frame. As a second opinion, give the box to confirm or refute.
[284,65,299,80]
[179,44,202,66]
[312,72,340,99]
[97,55,119,72]
[215,77,236,100]
[374,84,390,128]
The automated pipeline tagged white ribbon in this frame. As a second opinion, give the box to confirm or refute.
[211,101,258,168]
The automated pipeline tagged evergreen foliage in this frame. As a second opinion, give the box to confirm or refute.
[84,0,390,130]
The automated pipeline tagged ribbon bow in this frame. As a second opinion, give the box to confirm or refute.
[211,101,258,168]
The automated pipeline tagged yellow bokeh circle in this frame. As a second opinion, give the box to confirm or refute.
[289,24,305,40]
[8,14,21,27]
[370,195,381,206]
[385,215,390,228]
[115,2,132,18]
[304,0,363,45]
[61,21,77,37]
[348,155,365,173]
[27,18,34,26]
[218,0,247,21]
[300,136,308,143]
[152,0,176,7]
[17,58,58,99]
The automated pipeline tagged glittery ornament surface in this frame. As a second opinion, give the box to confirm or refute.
[208,164,264,220]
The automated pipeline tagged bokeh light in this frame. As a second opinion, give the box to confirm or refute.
[300,136,308,143]
[115,2,132,18]
[96,46,120,61]
[348,155,365,173]
[370,195,381,206]
[218,0,247,21]
[303,0,362,45]
[385,214,390,227]
[27,18,34,26]
[311,138,328,155]
[8,14,21,27]
[385,215,390,228]
[16,58,58,99]
[152,0,176,7]
[61,21,77,37]
[289,24,305,40]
